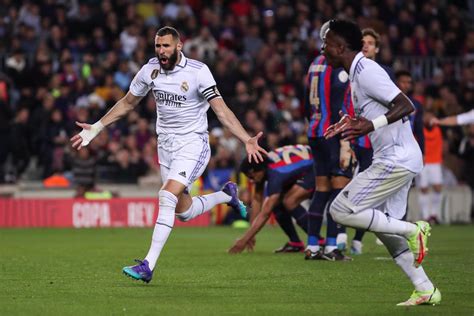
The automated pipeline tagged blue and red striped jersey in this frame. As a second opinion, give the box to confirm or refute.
[343,85,372,149]
[265,145,313,196]
[304,55,350,138]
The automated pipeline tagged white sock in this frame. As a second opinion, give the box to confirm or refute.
[324,245,337,253]
[331,207,417,238]
[306,245,320,252]
[395,251,434,292]
[177,192,231,222]
[145,190,177,270]
[418,191,430,220]
[431,191,442,220]
[351,240,363,252]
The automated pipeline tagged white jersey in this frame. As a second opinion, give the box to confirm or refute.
[349,52,423,173]
[457,109,474,125]
[129,52,221,136]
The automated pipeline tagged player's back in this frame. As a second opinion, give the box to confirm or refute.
[265,144,313,194]
[349,53,422,173]
[305,55,350,138]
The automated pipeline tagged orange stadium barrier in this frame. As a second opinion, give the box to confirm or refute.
[0,198,210,228]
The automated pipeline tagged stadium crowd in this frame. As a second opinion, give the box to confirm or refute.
[0,0,473,196]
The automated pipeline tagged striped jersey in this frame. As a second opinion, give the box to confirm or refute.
[305,55,350,138]
[129,52,221,135]
[343,85,372,149]
[408,97,425,153]
[265,144,313,195]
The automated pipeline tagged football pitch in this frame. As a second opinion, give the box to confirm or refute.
[1,225,473,315]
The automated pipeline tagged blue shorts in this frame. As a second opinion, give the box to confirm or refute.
[354,145,373,173]
[295,168,315,191]
[308,137,352,178]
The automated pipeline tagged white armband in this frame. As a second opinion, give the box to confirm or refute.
[371,115,388,130]
[78,121,105,146]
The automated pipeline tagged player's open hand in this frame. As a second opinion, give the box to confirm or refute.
[325,111,373,141]
[245,131,268,163]
[70,121,104,150]
[324,111,352,139]
[228,238,247,254]
[429,117,440,126]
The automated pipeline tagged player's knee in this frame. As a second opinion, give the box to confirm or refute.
[433,184,443,193]
[419,187,429,194]
[158,190,178,213]
[283,196,298,210]
[329,197,349,224]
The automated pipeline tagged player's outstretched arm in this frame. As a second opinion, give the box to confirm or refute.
[431,109,474,126]
[210,98,268,162]
[228,193,279,254]
[325,93,415,141]
[70,92,143,150]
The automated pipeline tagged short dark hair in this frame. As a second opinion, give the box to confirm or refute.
[329,20,362,51]
[240,156,269,176]
[362,28,380,48]
[156,26,180,40]
[395,70,412,80]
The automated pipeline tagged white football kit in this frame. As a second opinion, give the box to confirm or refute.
[457,109,474,125]
[333,52,423,219]
[129,53,221,189]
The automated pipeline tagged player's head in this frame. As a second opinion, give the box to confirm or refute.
[155,26,183,71]
[322,19,362,68]
[362,28,380,60]
[240,157,269,184]
[395,70,413,95]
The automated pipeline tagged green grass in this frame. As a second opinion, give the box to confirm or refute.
[0,225,473,315]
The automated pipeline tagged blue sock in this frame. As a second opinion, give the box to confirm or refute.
[326,189,342,240]
[291,205,308,233]
[308,191,330,246]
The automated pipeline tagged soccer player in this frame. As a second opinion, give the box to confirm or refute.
[417,111,444,223]
[303,21,353,261]
[361,28,395,81]
[322,20,441,306]
[228,144,314,254]
[70,26,267,283]
[430,109,474,126]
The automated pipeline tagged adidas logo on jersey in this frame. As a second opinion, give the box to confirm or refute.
[178,171,186,178]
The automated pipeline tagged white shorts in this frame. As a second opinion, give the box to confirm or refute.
[334,163,416,219]
[158,133,211,191]
[417,163,442,188]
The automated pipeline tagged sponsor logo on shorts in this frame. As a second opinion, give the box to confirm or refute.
[178,171,186,178]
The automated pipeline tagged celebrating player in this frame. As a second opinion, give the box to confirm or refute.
[322,20,441,306]
[70,26,267,283]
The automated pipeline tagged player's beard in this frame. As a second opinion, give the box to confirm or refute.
[158,48,179,71]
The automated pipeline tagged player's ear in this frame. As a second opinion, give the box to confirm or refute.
[375,47,380,54]
[177,41,183,51]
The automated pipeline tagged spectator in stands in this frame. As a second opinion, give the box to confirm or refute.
[71,147,96,197]
[0,0,472,189]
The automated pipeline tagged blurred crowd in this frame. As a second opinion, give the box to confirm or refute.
[0,0,473,193]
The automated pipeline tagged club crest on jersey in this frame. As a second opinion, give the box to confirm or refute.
[181,81,189,92]
[151,69,159,79]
